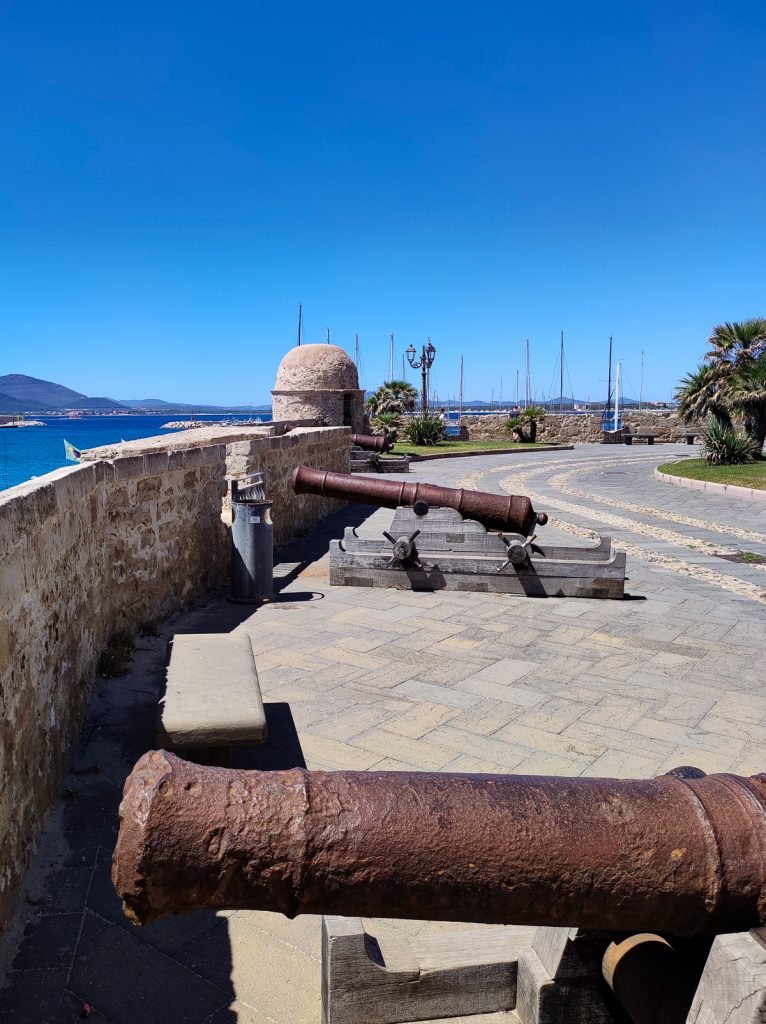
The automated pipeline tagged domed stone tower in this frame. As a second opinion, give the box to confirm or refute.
[271,344,365,432]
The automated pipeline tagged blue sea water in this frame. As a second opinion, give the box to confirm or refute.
[0,414,271,492]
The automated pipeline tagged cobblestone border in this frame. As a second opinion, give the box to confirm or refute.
[408,444,574,461]
[654,466,766,503]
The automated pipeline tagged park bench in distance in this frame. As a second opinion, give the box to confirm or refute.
[623,432,658,445]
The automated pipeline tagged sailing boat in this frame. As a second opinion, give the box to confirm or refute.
[600,338,623,440]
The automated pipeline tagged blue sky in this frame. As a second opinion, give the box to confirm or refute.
[1,1,764,405]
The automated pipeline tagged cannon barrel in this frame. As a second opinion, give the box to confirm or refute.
[113,752,766,936]
[292,464,547,534]
[350,433,394,453]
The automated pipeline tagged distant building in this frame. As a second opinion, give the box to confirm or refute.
[271,343,365,432]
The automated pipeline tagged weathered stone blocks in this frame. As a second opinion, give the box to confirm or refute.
[0,424,349,935]
[460,411,704,443]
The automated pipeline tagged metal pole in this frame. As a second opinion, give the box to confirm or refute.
[606,336,613,427]
[560,331,564,414]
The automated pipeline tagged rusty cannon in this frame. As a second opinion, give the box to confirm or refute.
[350,433,394,453]
[113,752,766,937]
[292,463,547,536]
[292,464,626,598]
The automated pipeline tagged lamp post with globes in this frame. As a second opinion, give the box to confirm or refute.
[406,339,436,416]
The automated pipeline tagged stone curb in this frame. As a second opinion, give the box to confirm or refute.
[654,466,766,503]
[405,444,575,462]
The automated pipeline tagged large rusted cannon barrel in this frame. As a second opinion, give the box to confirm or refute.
[113,752,766,936]
[292,464,547,534]
[351,433,394,453]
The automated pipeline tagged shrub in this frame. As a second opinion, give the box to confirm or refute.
[402,414,446,446]
[372,411,401,442]
[505,416,523,440]
[505,407,545,443]
[700,417,758,465]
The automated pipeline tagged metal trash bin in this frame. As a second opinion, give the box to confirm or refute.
[230,472,273,603]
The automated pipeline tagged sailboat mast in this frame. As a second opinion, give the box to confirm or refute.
[525,339,530,409]
[459,355,464,422]
[327,327,331,344]
[640,350,644,411]
[389,333,394,382]
[354,333,359,367]
[297,304,303,347]
[606,336,613,425]
[559,331,564,414]
[614,361,621,429]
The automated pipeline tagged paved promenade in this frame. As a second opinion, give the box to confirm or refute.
[2,445,765,1023]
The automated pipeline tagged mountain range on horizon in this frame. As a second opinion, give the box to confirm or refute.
[0,375,270,414]
[0,373,661,415]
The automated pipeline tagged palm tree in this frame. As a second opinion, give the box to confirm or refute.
[705,319,766,368]
[675,364,734,432]
[366,380,418,417]
[727,356,766,454]
[675,320,766,449]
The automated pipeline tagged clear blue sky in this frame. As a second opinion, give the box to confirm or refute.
[1,1,764,406]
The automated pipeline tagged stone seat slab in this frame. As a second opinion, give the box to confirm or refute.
[156,632,267,748]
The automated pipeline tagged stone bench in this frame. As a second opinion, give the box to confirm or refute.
[156,632,267,765]
[623,433,657,445]
[677,432,699,445]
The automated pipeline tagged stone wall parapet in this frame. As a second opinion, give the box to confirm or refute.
[460,411,703,443]
[0,425,349,933]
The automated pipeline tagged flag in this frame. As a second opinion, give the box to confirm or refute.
[63,439,82,462]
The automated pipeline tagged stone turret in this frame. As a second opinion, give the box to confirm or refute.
[271,344,364,432]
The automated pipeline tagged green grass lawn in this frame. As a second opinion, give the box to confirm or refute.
[658,458,766,490]
[390,440,561,457]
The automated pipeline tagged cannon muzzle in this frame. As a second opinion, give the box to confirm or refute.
[292,464,546,534]
[350,433,394,453]
[113,752,766,936]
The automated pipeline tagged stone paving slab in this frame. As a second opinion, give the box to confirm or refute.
[1,445,765,1023]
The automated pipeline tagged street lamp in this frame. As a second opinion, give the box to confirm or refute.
[406,339,437,415]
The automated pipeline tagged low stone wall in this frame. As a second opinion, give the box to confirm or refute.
[461,411,703,443]
[0,425,349,932]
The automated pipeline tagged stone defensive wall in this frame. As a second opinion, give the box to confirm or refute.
[0,423,349,932]
[460,410,701,442]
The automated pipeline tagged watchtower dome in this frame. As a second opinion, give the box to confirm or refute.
[271,344,365,432]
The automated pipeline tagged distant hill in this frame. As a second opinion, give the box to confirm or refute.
[0,374,87,409]
[120,399,179,409]
[1,374,271,412]
[0,390,48,412]
[120,399,272,412]
[68,396,128,410]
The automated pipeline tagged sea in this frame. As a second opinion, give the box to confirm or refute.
[0,414,271,492]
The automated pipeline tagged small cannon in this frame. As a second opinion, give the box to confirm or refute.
[350,433,394,453]
[113,752,766,937]
[293,463,547,535]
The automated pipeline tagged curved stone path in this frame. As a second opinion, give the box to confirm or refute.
[455,447,766,603]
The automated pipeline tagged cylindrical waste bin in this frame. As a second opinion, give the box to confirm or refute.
[230,473,273,603]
